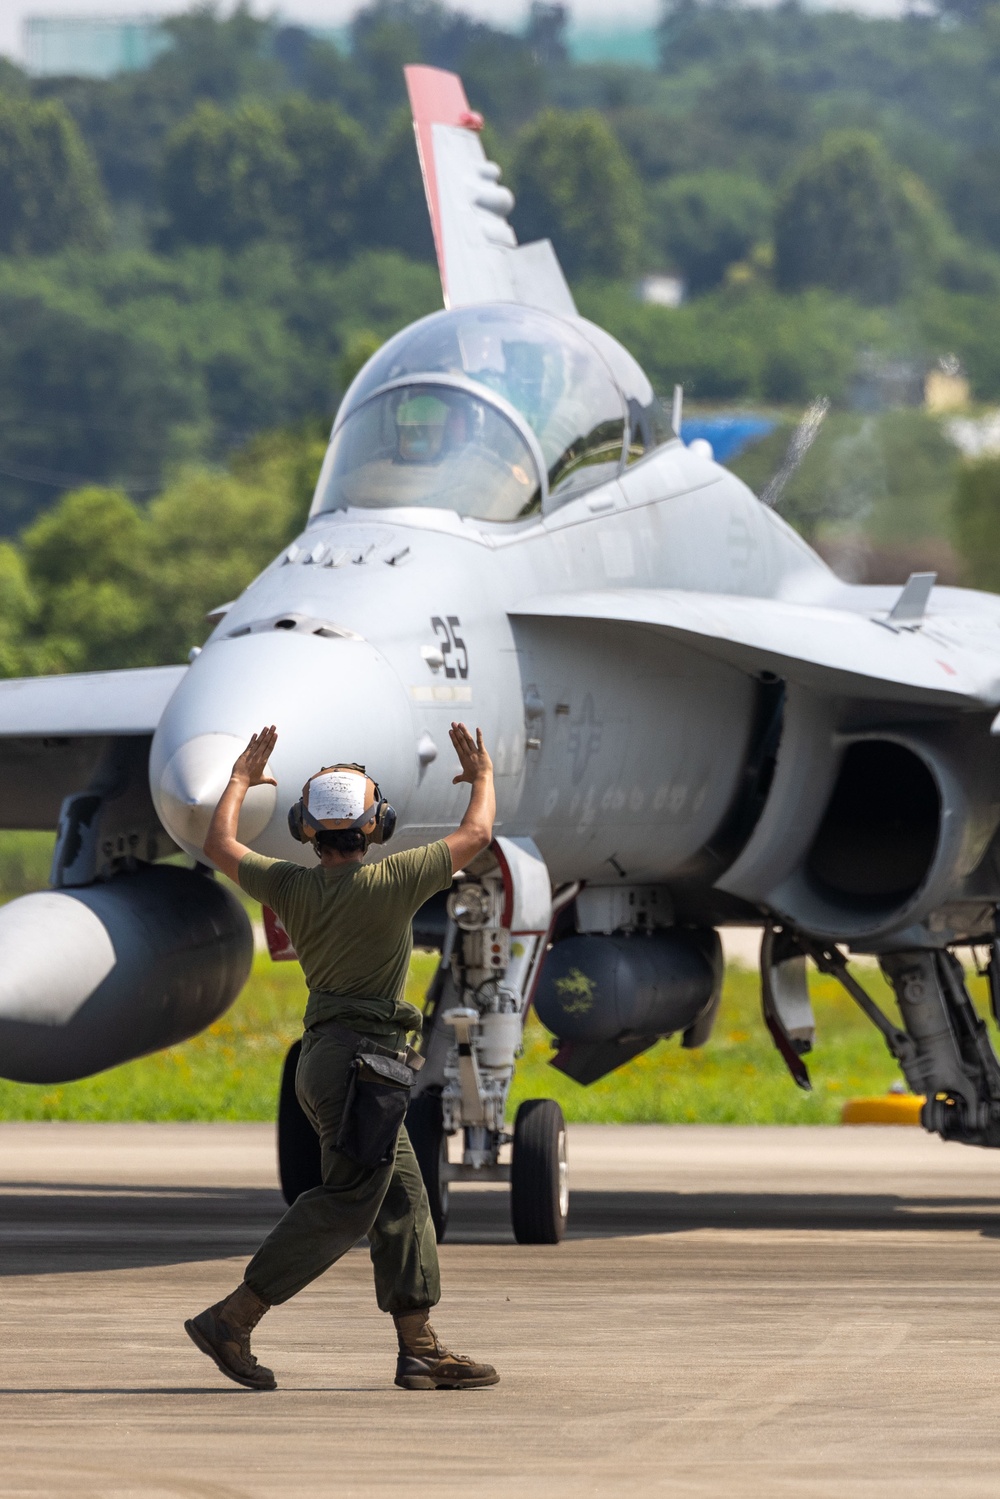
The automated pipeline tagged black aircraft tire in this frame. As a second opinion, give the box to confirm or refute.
[510,1099,569,1245]
[277,1040,322,1206]
[406,1092,449,1243]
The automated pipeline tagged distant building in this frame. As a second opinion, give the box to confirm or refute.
[23,15,170,79]
[944,410,1000,460]
[924,355,970,413]
[851,350,971,413]
[568,25,657,66]
[851,353,925,412]
[637,274,685,308]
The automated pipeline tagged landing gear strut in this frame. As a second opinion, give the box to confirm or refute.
[798,936,1000,1148]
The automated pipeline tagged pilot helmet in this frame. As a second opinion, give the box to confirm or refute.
[287,763,396,849]
[395,392,449,463]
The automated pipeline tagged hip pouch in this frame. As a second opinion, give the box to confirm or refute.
[336,1052,415,1169]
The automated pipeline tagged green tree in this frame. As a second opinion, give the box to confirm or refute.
[0,543,36,678]
[349,3,420,118]
[156,4,283,107]
[143,429,322,661]
[20,487,151,671]
[0,285,196,534]
[952,456,1000,592]
[279,97,371,259]
[0,97,108,255]
[774,131,911,305]
[159,101,295,251]
[338,329,383,393]
[14,424,325,673]
[512,109,643,280]
[681,63,808,186]
[32,7,286,223]
[362,109,436,261]
[0,244,443,534]
[650,171,771,293]
[460,34,543,132]
[287,31,355,105]
[576,280,890,404]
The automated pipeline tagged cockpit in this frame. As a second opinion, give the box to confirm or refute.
[310,304,671,525]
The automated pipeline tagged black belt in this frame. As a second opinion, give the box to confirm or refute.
[311,1019,424,1070]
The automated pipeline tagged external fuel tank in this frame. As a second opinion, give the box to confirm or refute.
[0,864,253,1083]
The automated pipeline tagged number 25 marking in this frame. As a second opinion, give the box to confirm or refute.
[430,616,468,680]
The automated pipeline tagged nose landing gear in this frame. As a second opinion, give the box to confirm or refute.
[276,837,572,1238]
[409,837,574,1244]
[407,1090,569,1245]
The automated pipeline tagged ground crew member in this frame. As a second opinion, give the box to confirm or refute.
[185,720,498,1392]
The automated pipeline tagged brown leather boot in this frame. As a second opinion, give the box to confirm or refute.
[393,1308,499,1390]
[185,1282,276,1391]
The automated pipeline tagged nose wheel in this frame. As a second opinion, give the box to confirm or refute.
[406,1092,450,1242]
[510,1098,569,1244]
[277,1040,322,1205]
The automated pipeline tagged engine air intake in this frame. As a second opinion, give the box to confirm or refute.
[807,740,940,906]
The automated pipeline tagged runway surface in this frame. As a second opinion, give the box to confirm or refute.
[4,1121,1000,1498]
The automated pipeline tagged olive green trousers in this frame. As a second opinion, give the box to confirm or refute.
[244,1027,441,1314]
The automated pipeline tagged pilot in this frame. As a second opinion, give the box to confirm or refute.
[393,389,487,465]
[184,720,499,1393]
[394,391,451,463]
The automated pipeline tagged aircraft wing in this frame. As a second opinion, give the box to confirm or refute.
[0,664,185,737]
[404,64,576,316]
[510,590,1000,710]
[0,664,185,828]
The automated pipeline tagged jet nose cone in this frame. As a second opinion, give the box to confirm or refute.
[150,629,415,864]
[157,732,277,850]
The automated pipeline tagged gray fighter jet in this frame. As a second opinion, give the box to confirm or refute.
[2,65,1000,1243]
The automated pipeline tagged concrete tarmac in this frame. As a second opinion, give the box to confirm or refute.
[5,1122,1000,1498]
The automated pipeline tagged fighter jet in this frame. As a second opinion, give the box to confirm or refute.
[3,64,1000,1243]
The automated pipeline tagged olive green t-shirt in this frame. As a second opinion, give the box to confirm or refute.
[238,841,452,1038]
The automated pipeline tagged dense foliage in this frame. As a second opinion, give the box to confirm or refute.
[0,96,109,254]
[0,245,439,530]
[775,133,915,305]
[952,457,1000,593]
[651,171,771,294]
[511,108,643,278]
[0,0,994,667]
[0,422,323,676]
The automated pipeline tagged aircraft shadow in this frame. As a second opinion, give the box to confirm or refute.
[3,1180,1000,1275]
[447,1187,1000,1243]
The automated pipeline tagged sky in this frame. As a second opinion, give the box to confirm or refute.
[0,0,912,64]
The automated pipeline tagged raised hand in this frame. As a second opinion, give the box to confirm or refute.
[450,722,492,786]
[231,726,278,788]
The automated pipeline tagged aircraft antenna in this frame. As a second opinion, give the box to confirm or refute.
[759,396,829,510]
[671,384,683,438]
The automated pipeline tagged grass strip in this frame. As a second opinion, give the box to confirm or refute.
[0,949,965,1124]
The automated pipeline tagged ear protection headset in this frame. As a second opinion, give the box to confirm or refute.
[287,762,397,848]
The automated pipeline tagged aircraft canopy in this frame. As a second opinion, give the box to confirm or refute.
[313,383,543,523]
[312,305,670,522]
